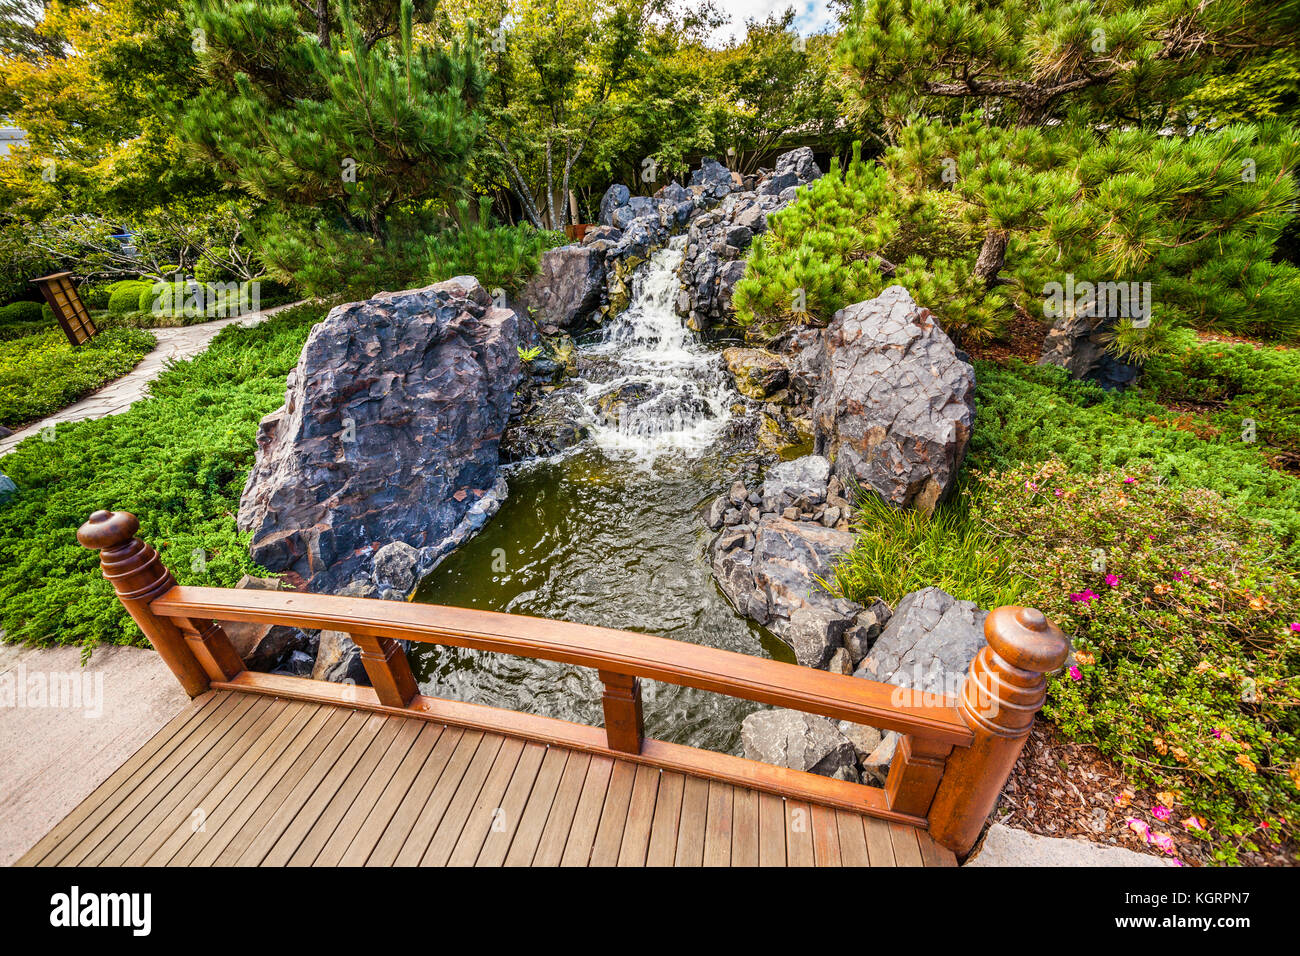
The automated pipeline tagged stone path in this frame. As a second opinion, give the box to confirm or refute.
[0,303,302,458]
[964,822,1175,867]
[0,642,190,866]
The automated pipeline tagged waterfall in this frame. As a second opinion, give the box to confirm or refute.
[581,237,734,462]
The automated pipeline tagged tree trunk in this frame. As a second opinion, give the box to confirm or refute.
[974,229,1009,287]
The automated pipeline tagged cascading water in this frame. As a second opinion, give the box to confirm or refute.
[581,237,734,460]
[412,239,784,754]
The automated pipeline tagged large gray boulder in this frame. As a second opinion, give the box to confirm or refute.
[222,574,311,670]
[741,709,859,782]
[237,276,520,595]
[812,286,976,514]
[760,454,830,514]
[517,244,606,330]
[853,586,986,699]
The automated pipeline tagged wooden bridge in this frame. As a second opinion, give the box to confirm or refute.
[19,510,1069,867]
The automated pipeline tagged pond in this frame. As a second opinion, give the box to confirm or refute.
[411,239,789,754]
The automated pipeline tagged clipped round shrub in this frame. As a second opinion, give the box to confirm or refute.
[0,301,44,325]
[79,283,114,311]
[107,280,155,315]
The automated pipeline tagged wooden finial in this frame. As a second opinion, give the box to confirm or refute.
[925,605,1071,857]
[77,509,242,697]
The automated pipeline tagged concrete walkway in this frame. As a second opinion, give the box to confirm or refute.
[0,303,301,458]
[964,822,1175,867]
[0,642,190,865]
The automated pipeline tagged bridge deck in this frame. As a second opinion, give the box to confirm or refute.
[19,690,956,867]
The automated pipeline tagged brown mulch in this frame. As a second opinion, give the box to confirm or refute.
[994,722,1297,867]
[965,307,1048,365]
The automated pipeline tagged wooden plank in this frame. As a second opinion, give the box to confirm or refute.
[231,711,390,866]
[124,698,310,865]
[473,741,550,867]
[757,792,786,867]
[673,775,709,866]
[418,733,514,868]
[497,746,569,867]
[643,771,685,867]
[558,755,615,867]
[589,760,637,866]
[863,816,896,866]
[334,722,447,866]
[292,718,424,866]
[385,729,481,866]
[785,800,815,867]
[198,707,359,866]
[213,671,923,826]
[809,803,843,867]
[262,716,406,866]
[60,694,263,865]
[730,787,759,867]
[835,810,872,868]
[530,751,592,867]
[366,726,467,867]
[702,781,734,867]
[444,737,533,866]
[888,821,925,867]
[159,587,972,744]
[616,764,660,867]
[18,692,221,865]
[917,831,958,867]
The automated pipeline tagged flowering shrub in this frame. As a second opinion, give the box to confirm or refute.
[971,461,1299,863]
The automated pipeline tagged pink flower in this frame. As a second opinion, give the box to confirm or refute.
[1123,477,1137,484]
[1290,623,1300,633]
[1105,573,1121,587]
[1152,805,1171,821]
[1068,665,1082,681]
[1126,818,1151,840]
[1069,589,1099,603]
[1183,816,1206,832]
[1150,831,1177,855]
[1025,481,1038,491]
[1173,570,1185,581]
[1053,488,1064,497]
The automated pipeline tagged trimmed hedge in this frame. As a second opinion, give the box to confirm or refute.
[0,301,44,326]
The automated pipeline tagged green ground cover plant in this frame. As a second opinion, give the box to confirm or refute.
[0,301,325,652]
[0,327,156,428]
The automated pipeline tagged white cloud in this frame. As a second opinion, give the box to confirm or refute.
[706,0,839,47]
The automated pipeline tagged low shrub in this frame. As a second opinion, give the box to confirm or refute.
[0,300,44,326]
[970,360,1300,558]
[0,327,157,428]
[1139,336,1300,459]
[107,281,156,315]
[0,301,326,653]
[971,461,1299,863]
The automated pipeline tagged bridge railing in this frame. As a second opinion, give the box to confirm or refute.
[77,508,1068,857]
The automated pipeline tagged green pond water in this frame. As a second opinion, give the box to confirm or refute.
[412,449,792,755]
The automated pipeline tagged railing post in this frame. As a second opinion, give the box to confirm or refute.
[77,510,243,697]
[350,633,418,708]
[599,669,643,754]
[926,606,1069,857]
[885,735,951,817]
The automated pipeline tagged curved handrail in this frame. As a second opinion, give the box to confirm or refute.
[150,584,974,745]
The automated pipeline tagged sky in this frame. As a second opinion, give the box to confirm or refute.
[707,0,839,46]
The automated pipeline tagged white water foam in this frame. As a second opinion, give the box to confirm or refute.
[583,237,734,462]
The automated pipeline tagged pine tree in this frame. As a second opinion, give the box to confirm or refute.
[183,0,484,241]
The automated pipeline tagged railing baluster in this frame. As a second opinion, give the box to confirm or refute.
[350,633,418,708]
[599,669,644,754]
[926,606,1069,857]
[884,735,951,817]
[77,510,242,696]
